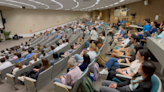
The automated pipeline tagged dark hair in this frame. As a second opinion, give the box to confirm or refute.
[120,26,125,29]
[134,44,143,54]
[41,58,50,70]
[5,55,9,60]
[97,38,103,44]
[0,58,6,63]
[101,31,105,36]
[152,21,157,26]
[62,40,65,43]
[50,46,54,50]
[65,39,69,43]
[28,50,32,53]
[6,48,9,51]
[70,45,74,49]
[37,44,40,47]
[83,53,91,64]
[131,34,140,42]
[53,53,59,59]
[132,61,156,84]
[56,43,60,46]
[22,48,26,51]
[138,49,150,61]
[43,45,47,48]
[93,27,97,31]
[41,50,46,56]
[144,18,150,23]
[17,53,21,58]
[28,44,30,47]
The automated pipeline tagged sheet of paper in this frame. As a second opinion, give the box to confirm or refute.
[158,31,164,38]
[155,15,159,20]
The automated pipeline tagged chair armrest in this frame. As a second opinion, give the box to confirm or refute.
[78,60,83,63]
[119,50,126,52]
[54,82,72,90]
[6,73,15,78]
[116,74,132,79]
[25,77,36,82]
[119,55,131,59]
[61,55,66,58]
[119,63,130,67]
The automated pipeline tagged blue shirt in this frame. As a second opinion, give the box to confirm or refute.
[121,21,125,24]
[120,30,126,37]
[143,24,151,33]
[55,34,62,39]
[48,50,54,55]
[15,58,25,63]
[25,53,35,59]
[149,27,157,34]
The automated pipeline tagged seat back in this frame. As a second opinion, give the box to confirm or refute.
[150,74,162,92]
[36,53,41,58]
[54,84,69,92]
[36,66,53,90]
[70,68,90,92]
[10,59,17,64]
[88,58,95,70]
[45,54,53,62]
[1,65,14,80]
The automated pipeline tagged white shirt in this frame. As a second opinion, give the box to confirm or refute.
[29,58,39,64]
[87,51,97,60]
[116,30,121,35]
[52,30,56,33]
[91,30,98,41]
[121,38,130,46]
[127,60,141,75]
[12,67,19,75]
[0,61,12,74]
[54,46,62,52]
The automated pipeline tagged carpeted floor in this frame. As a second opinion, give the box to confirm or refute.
[0,34,164,92]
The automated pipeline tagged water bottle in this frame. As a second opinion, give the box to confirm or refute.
[154,32,158,39]
[90,73,94,82]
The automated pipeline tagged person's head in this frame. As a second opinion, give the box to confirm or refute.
[83,53,91,64]
[41,58,50,70]
[56,43,60,46]
[136,49,149,61]
[28,44,30,47]
[67,58,76,68]
[31,54,37,61]
[33,34,36,36]
[61,40,64,44]
[22,48,26,52]
[128,30,135,38]
[5,55,9,60]
[134,61,156,83]
[43,45,46,49]
[133,44,143,54]
[6,48,9,51]
[150,21,157,27]
[0,58,5,63]
[28,50,32,54]
[120,26,125,31]
[21,42,23,45]
[89,43,98,53]
[53,53,59,59]
[50,46,54,50]
[93,27,97,31]
[15,62,23,69]
[143,18,150,24]
[70,45,74,49]
[17,53,22,58]
[101,31,105,37]
[37,44,40,47]
[41,50,46,56]
[25,42,28,45]
[37,47,41,52]
[65,39,69,43]
[130,34,140,43]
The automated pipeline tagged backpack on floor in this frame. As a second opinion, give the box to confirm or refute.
[97,53,107,67]
[79,77,98,92]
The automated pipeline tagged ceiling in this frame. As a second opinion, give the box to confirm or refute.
[0,0,141,11]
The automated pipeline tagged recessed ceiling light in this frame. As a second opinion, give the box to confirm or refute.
[109,4,113,6]
[119,0,125,2]
[28,0,49,9]
[114,2,119,5]
[5,0,36,9]
[72,0,79,9]
[0,1,22,8]
[51,0,63,10]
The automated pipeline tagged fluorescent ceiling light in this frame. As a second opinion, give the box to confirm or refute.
[65,9,70,10]
[109,4,113,6]
[119,0,125,2]
[28,0,49,9]
[114,2,119,5]
[105,6,109,8]
[0,2,22,8]
[5,0,36,9]
[51,0,63,10]
[72,0,79,9]
[81,0,100,10]
[100,7,104,8]
[96,8,99,9]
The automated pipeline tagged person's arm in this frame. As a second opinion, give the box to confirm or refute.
[118,69,136,77]
[63,74,71,85]
[160,23,163,29]
[120,67,129,71]
[125,58,131,65]
[117,80,130,87]
[151,33,155,37]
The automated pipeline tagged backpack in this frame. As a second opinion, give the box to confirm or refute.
[79,77,98,92]
[97,53,107,67]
